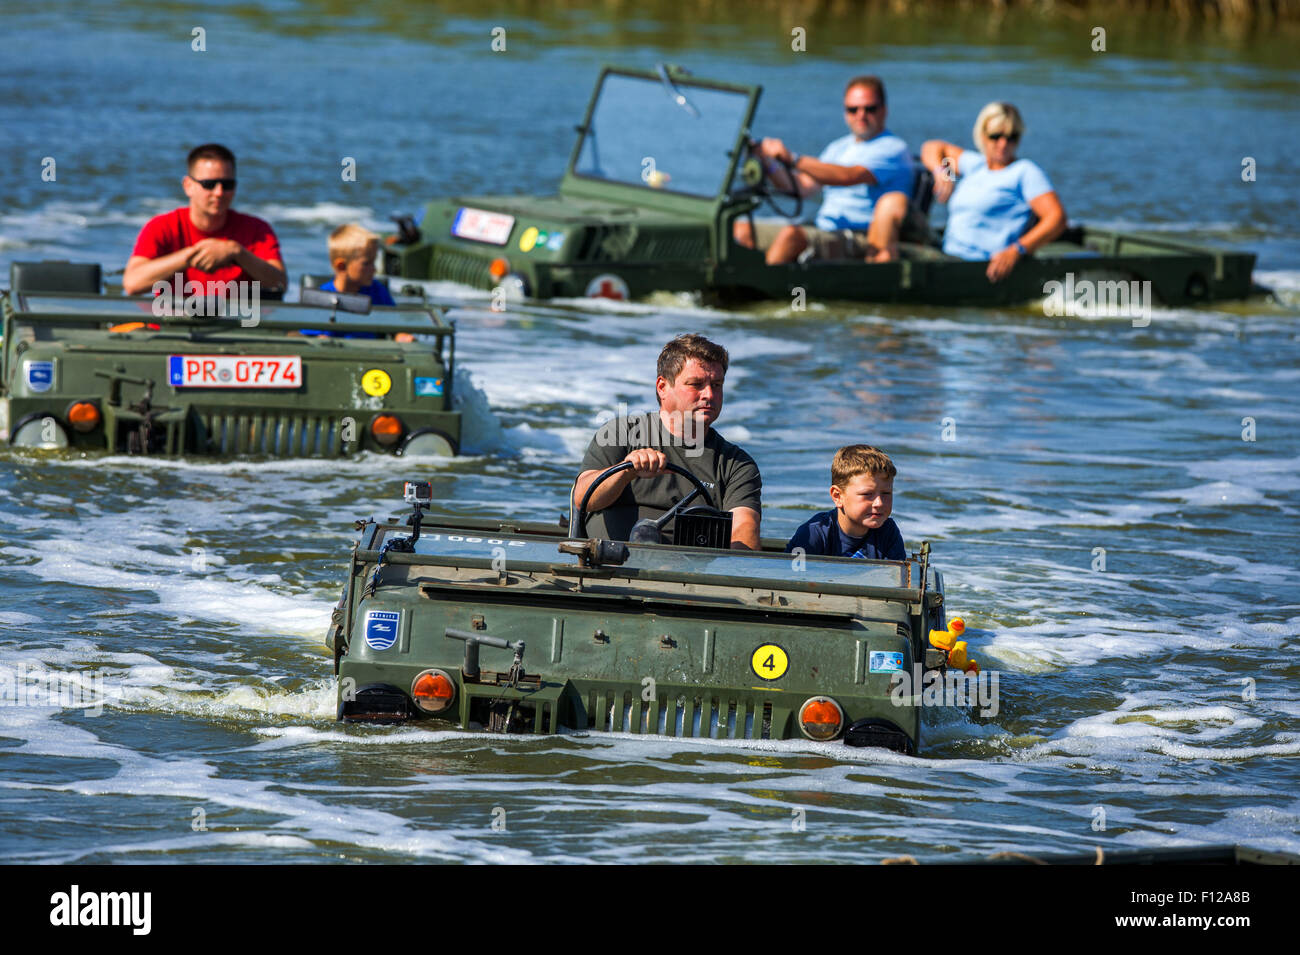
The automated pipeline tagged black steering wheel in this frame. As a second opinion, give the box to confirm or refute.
[570,460,719,538]
[739,140,803,221]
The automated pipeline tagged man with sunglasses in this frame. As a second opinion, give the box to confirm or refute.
[739,75,923,265]
[123,143,286,296]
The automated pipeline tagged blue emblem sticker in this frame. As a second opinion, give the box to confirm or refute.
[545,231,566,251]
[364,610,400,651]
[414,377,444,397]
[869,651,905,674]
[24,360,54,393]
[168,355,184,387]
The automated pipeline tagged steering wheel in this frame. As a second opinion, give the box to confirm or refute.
[570,460,719,538]
[739,140,803,221]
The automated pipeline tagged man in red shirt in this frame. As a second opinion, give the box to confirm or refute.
[123,143,287,296]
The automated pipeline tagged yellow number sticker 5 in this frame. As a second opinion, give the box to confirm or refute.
[361,369,392,397]
[751,643,789,681]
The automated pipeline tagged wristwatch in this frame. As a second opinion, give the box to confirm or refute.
[1013,240,1029,255]
[788,151,801,167]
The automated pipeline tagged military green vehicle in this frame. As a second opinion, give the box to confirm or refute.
[380,64,1257,308]
[327,474,972,755]
[1,261,461,456]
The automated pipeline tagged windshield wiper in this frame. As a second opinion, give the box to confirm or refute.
[657,63,700,118]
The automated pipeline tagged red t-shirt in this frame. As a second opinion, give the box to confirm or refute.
[131,207,282,292]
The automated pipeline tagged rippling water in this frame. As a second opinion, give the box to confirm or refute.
[2,1,1298,863]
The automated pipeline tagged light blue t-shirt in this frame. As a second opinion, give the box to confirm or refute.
[813,131,915,232]
[942,150,1054,260]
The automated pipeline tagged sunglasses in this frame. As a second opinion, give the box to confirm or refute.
[844,104,882,114]
[192,177,237,190]
[986,132,1020,143]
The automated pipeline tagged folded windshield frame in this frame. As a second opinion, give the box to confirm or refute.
[563,66,760,204]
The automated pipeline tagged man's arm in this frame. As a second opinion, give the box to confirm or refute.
[792,155,876,189]
[234,250,288,292]
[122,250,194,295]
[572,448,666,515]
[758,138,873,196]
[188,239,287,292]
[729,505,760,550]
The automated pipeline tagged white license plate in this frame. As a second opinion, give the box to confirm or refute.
[451,207,515,245]
[168,355,302,389]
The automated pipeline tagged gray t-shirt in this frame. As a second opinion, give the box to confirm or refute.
[578,412,762,543]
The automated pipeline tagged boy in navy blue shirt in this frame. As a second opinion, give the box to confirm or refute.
[787,445,905,560]
[299,224,405,339]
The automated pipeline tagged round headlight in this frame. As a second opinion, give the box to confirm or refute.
[798,696,845,741]
[66,401,101,433]
[411,669,457,714]
[369,413,405,447]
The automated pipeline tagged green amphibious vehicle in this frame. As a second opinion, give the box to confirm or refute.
[328,477,966,754]
[381,64,1256,307]
[1,262,461,456]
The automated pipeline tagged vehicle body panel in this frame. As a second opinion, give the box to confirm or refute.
[382,66,1257,307]
[329,515,952,753]
[1,288,461,456]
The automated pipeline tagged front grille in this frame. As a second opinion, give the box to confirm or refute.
[625,232,710,261]
[574,226,634,262]
[467,696,557,734]
[341,685,411,723]
[431,248,494,290]
[844,718,914,754]
[587,690,785,740]
[198,412,353,456]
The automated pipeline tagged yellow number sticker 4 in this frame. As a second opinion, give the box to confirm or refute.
[751,643,789,681]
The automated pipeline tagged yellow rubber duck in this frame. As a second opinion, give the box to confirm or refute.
[928,617,979,673]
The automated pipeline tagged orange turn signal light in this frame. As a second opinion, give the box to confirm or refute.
[369,414,404,446]
[109,321,161,333]
[488,258,510,280]
[411,669,456,714]
[798,696,845,741]
[66,401,101,433]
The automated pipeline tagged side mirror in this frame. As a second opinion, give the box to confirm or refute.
[300,287,372,314]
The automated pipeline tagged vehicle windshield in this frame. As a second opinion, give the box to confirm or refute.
[15,294,442,331]
[407,527,911,593]
[572,71,753,199]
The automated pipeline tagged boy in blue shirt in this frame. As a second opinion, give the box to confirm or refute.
[787,444,905,560]
[300,224,402,339]
[320,224,396,305]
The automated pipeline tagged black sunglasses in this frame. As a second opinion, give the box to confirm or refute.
[844,104,882,114]
[193,177,237,190]
[986,132,1020,143]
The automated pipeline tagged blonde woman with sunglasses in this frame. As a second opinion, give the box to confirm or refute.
[921,102,1066,282]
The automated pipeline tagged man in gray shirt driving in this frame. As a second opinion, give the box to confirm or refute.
[572,334,762,548]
